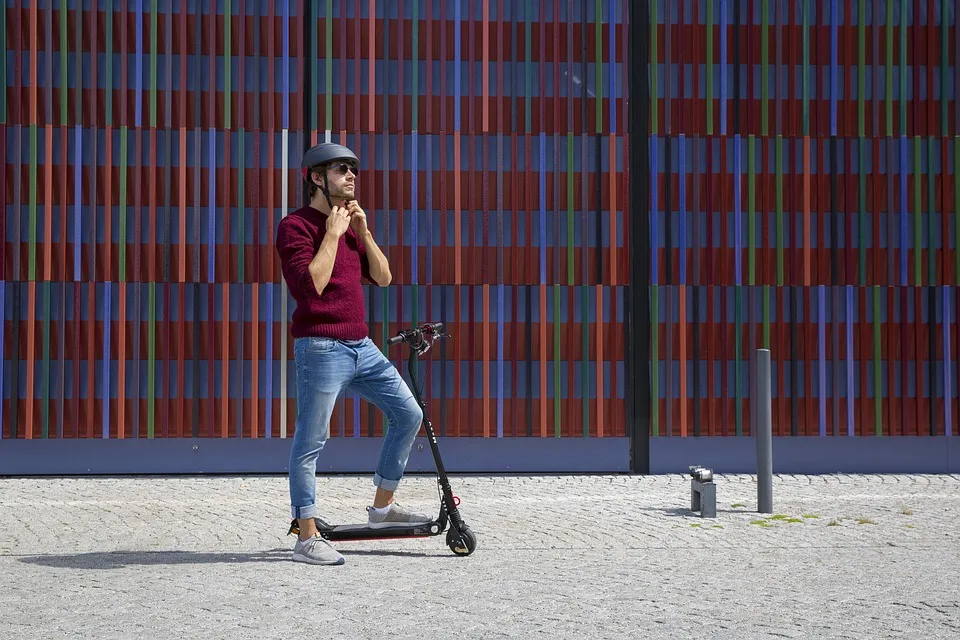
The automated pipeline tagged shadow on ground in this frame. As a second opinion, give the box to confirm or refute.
[16,547,439,569]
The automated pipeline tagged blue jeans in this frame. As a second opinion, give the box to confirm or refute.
[289,336,424,519]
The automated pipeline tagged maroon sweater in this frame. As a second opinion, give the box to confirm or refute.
[275,206,373,340]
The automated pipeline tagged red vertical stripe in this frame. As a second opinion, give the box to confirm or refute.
[596,285,604,437]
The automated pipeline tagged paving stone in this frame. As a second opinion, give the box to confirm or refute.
[1,473,958,638]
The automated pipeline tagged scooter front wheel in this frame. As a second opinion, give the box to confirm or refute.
[446,526,477,556]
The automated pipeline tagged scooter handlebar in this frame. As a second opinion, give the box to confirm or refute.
[387,322,445,346]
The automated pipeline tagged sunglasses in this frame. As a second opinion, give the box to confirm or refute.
[329,162,358,176]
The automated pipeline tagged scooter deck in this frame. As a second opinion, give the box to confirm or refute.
[299,517,444,541]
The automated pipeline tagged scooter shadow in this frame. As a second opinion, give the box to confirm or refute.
[17,549,293,570]
[17,547,448,569]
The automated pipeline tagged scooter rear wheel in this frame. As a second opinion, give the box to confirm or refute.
[446,526,477,556]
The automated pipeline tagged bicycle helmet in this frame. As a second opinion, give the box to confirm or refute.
[300,142,360,208]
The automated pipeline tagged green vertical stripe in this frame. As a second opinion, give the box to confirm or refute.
[29,126,37,281]
[802,1,809,136]
[567,134,574,284]
[596,0,602,133]
[899,0,907,136]
[914,137,922,285]
[582,286,589,437]
[873,287,882,435]
[763,286,771,349]
[147,283,155,438]
[761,1,768,135]
[119,127,128,282]
[325,0,332,131]
[554,286,561,438]
[238,129,245,281]
[151,0,158,127]
[105,0,113,125]
[42,283,51,438]
[706,1,713,135]
[776,136,784,285]
[927,137,936,285]
[412,0,418,130]
[858,0,865,137]
[60,0,68,124]
[734,287,742,436]
[748,136,756,285]
[886,0,893,136]
[651,286,659,436]
[859,138,867,284]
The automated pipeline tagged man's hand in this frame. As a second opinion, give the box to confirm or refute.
[345,200,369,236]
[326,205,351,238]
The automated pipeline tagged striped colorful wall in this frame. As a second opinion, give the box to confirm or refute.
[3,1,958,475]
[1,2,630,452]
[650,1,959,440]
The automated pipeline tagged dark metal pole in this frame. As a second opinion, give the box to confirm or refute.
[755,349,773,513]
[626,0,652,473]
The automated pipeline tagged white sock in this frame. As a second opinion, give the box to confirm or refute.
[369,504,392,514]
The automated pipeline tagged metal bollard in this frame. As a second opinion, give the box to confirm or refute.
[689,466,717,518]
[754,349,773,513]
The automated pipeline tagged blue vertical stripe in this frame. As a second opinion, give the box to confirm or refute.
[497,284,504,437]
[0,283,4,440]
[650,136,658,284]
[539,132,546,283]
[734,134,742,284]
[102,285,111,439]
[818,286,827,437]
[426,133,432,286]
[412,132,418,282]
[945,286,953,437]
[264,284,273,438]
[829,0,838,136]
[74,125,82,280]
[846,285,854,436]
[208,130,216,283]
[282,1,289,129]
[899,136,908,285]
[678,134,686,284]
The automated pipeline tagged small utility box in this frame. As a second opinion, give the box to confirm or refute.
[689,466,717,518]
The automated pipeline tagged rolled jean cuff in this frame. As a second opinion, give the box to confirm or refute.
[373,473,401,491]
[291,503,319,520]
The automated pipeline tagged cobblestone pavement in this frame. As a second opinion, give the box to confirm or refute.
[1,473,959,639]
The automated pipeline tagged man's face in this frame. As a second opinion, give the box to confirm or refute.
[313,161,357,201]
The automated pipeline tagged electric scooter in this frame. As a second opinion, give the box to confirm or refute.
[287,322,477,557]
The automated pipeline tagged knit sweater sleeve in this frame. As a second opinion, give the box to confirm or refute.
[355,231,373,284]
[276,217,321,300]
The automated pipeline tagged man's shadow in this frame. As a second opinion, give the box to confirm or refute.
[18,548,438,570]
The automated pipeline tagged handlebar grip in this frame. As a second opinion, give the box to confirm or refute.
[424,322,444,332]
[387,333,404,345]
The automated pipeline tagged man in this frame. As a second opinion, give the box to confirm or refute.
[275,141,431,566]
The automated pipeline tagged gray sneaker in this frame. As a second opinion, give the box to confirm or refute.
[292,534,345,566]
[366,502,433,529]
